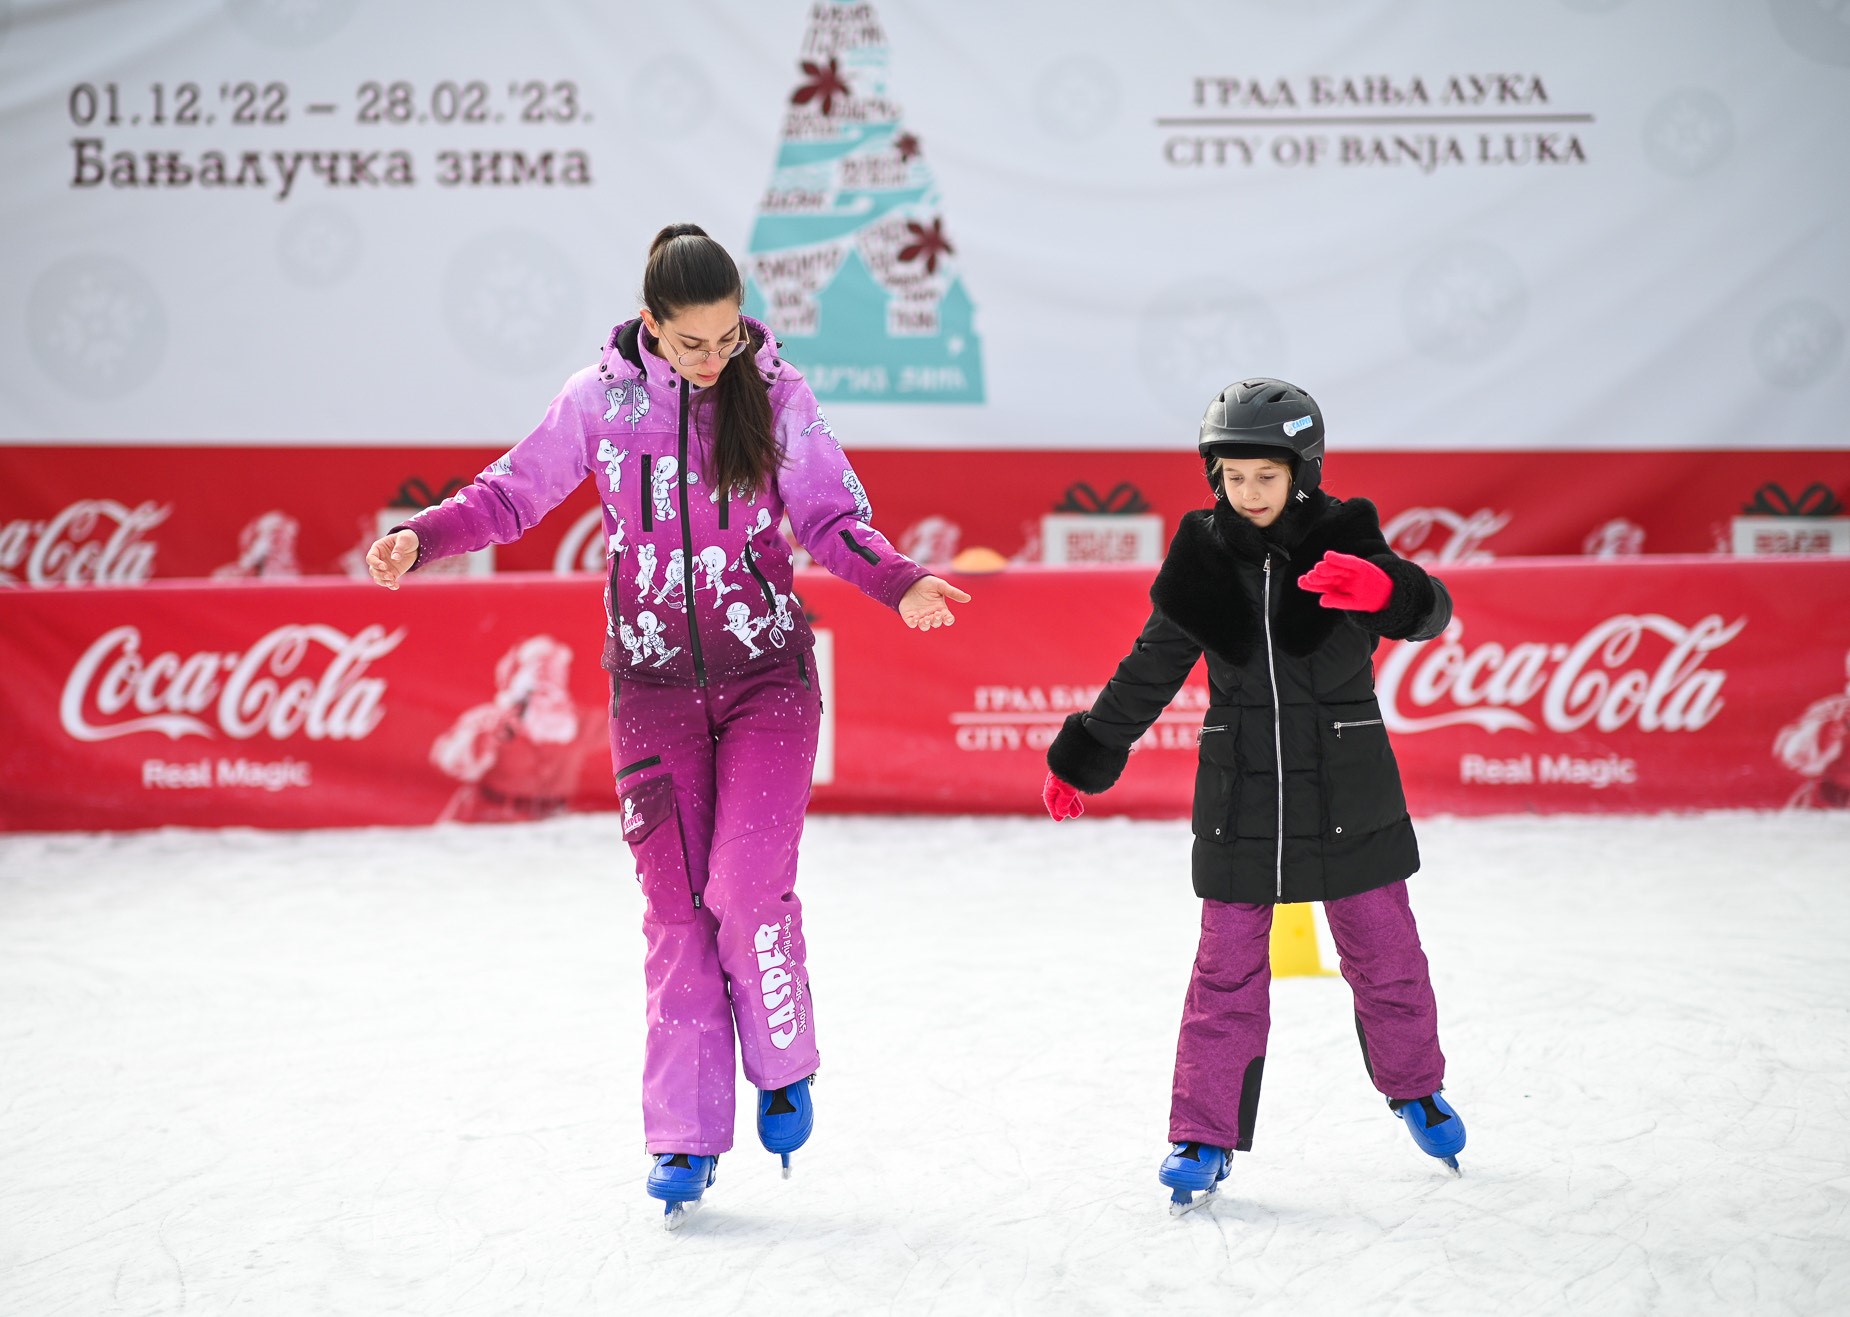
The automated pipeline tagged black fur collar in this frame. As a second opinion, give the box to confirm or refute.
[1150,492,1394,664]
[612,318,645,369]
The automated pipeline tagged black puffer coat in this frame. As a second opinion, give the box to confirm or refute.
[1047,490,1451,905]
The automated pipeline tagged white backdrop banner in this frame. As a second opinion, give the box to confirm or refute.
[1,0,1846,450]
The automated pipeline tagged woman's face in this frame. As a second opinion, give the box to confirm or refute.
[1219,457,1293,527]
[642,299,746,389]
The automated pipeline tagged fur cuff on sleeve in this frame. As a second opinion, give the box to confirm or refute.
[1354,557,1438,639]
[1047,712,1128,794]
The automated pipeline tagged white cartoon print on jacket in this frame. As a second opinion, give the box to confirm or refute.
[697,545,737,604]
[596,438,630,493]
[603,379,650,428]
[724,601,781,658]
[722,585,797,657]
[842,467,872,521]
[727,510,777,579]
[652,456,679,523]
[634,542,659,597]
[636,610,683,669]
[652,548,687,611]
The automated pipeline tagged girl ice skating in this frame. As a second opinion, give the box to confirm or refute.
[367,223,970,1227]
[1042,377,1464,1213]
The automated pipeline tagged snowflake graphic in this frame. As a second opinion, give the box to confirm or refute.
[27,255,167,397]
[1642,89,1733,178]
[792,57,851,117]
[897,218,954,275]
[278,205,363,288]
[226,0,359,47]
[442,231,586,376]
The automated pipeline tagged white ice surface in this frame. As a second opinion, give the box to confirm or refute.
[3,811,1848,1316]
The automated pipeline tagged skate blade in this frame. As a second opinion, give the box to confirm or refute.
[663,1198,703,1231]
[1442,1156,1462,1178]
[1167,1184,1219,1217]
[781,1152,792,1181]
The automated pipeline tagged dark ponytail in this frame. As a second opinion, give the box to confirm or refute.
[643,224,780,498]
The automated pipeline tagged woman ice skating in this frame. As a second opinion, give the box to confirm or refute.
[1040,377,1463,1213]
[367,223,970,1227]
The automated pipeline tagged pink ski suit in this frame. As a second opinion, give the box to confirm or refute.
[399,315,929,1153]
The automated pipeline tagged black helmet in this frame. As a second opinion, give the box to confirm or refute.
[1198,377,1325,500]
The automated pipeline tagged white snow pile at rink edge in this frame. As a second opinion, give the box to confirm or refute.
[2,809,1847,1316]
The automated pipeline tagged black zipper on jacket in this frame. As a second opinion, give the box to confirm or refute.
[640,455,654,531]
[677,378,707,687]
[738,536,807,687]
[1262,553,1284,901]
[839,529,879,565]
[741,540,781,616]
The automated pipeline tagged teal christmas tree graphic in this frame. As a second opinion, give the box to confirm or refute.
[744,1,985,404]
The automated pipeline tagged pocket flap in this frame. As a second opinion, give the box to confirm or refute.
[1196,706,1242,765]
[619,773,675,845]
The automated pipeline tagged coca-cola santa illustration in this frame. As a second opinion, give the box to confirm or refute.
[428,634,593,823]
[213,511,302,579]
[1773,650,1850,809]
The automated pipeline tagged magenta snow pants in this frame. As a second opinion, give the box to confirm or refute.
[1169,880,1445,1153]
[612,659,822,1155]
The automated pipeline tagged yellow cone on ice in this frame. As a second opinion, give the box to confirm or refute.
[1270,903,1335,978]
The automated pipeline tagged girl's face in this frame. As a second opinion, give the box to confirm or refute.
[1219,457,1292,527]
[642,299,746,388]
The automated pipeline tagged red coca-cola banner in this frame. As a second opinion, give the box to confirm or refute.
[2,558,1846,833]
[3,446,1848,588]
[0,577,617,831]
[809,558,1850,817]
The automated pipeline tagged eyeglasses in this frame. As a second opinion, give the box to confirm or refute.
[668,327,751,369]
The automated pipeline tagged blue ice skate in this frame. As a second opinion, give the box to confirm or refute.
[756,1075,814,1178]
[1158,1141,1231,1216]
[1391,1092,1466,1175]
[646,1153,717,1230]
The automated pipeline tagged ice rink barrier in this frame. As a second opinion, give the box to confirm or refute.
[3,557,1847,831]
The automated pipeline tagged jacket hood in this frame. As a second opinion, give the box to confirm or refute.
[596,313,790,391]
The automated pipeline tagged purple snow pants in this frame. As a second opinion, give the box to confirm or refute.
[1169,880,1445,1152]
[611,659,822,1155]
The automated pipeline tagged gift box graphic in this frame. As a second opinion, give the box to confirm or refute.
[1731,481,1850,556]
[1041,482,1164,564]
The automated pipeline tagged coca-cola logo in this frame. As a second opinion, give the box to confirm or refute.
[60,623,406,742]
[1378,613,1746,735]
[1382,506,1509,564]
[0,499,170,587]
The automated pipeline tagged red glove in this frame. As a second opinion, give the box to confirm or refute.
[1297,551,1393,613]
[1042,771,1085,821]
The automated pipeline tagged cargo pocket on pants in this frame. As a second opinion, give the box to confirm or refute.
[618,770,698,924]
